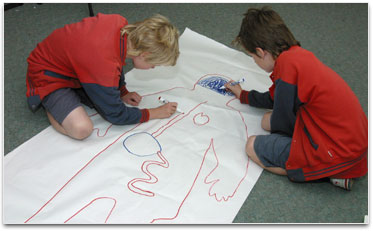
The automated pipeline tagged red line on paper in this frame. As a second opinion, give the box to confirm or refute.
[142,73,234,98]
[226,98,249,139]
[127,151,169,197]
[88,112,98,117]
[64,197,117,223]
[24,123,142,223]
[150,139,216,223]
[151,113,184,137]
[193,112,210,126]
[204,157,250,202]
[93,124,113,137]
[153,101,208,138]
[128,101,207,197]
[150,97,251,222]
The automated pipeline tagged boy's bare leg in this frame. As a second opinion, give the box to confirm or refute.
[261,111,272,131]
[246,136,287,176]
[47,106,93,140]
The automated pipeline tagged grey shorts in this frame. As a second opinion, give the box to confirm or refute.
[254,133,292,169]
[41,88,86,124]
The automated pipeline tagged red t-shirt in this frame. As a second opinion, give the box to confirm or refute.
[26,13,149,124]
[241,46,367,181]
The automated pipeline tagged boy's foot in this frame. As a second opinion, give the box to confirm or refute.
[330,178,353,190]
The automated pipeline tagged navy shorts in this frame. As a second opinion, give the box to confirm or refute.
[41,88,83,124]
[254,133,292,169]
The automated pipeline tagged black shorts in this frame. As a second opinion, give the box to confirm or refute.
[41,88,93,124]
[254,133,292,169]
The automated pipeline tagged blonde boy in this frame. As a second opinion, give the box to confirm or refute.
[26,14,180,140]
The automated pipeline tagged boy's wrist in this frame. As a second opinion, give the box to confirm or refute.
[239,90,250,104]
[148,108,160,120]
[120,85,129,97]
[140,109,150,122]
[235,89,242,99]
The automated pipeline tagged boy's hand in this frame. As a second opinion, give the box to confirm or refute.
[224,81,243,99]
[148,102,178,119]
[121,92,142,106]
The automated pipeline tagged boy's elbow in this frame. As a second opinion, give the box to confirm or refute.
[100,106,143,125]
[105,114,140,126]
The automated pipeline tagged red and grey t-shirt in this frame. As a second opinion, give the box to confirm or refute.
[240,46,367,181]
[26,13,149,125]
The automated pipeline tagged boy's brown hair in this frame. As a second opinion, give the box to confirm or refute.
[234,6,300,58]
[121,14,180,66]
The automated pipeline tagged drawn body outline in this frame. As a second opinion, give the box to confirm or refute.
[24,74,254,224]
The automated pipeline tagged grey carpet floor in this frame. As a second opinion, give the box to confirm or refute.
[3,3,368,223]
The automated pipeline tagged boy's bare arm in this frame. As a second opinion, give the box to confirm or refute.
[148,102,178,119]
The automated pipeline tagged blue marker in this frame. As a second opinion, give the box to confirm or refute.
[219,78,245,89]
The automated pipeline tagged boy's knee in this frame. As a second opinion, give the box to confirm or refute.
[70,120,93,140]
[246,136,256,158]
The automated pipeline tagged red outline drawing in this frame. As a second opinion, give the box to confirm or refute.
[23,73,254,224]
[24,123,142,223]
[64,197,117,223]
[150,139,216,223]
[193,112,210,126]
[127,151,169,197]
[93,124,113,137]
[150,137,250,223]
[89,113,113,137]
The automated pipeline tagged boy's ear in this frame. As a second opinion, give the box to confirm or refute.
[140,52,151,58]
[255,47,266,59]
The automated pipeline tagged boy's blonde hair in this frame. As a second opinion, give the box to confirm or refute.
[121,14,180,66]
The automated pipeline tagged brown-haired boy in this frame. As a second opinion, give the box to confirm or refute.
[224,6,367,190]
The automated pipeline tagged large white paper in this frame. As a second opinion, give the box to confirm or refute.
[3,28,272,224]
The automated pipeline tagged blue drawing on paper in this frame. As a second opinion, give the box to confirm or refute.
[197,76,234,96]
[123,132,162,157]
